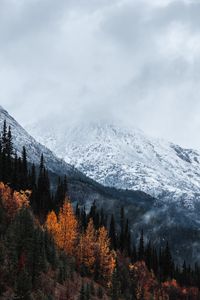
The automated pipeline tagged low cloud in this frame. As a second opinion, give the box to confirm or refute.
[1,0,200,148]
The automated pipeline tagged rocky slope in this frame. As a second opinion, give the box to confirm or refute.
[0,106,80,177]
[28,119,200,209]
[2,105,200,263]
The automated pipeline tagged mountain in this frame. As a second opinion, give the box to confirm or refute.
[0,105,155,222]
[28,119,200,209]
[26,119,200,262]
[2,106,200,263]
[0,106,81,177]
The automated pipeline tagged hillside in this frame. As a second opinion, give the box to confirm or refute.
[28,119,200,209]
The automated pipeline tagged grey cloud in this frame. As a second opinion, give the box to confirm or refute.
[0,0,200,149]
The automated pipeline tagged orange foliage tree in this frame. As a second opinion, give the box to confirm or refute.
[46,199,78,256]
[46,210,59,238]
[96,226,116,284]
[46,202,116,285]
[76,218,97,273]
[0,182,30,219]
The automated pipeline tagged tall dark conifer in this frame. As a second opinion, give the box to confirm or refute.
[138,230,144,261]
[36,154,51,220]
[109,214,117,250]
[120,206,125,251]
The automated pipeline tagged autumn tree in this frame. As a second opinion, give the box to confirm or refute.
[58,199,78,255]
[46,199,78,256]
[0,182,30,219]
[46,210,59,238]
[96,226,116,284]
[77,218,96,274]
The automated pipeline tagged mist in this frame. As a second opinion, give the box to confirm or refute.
[1,0,200,148]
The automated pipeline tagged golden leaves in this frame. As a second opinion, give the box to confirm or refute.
[0,182,30,219]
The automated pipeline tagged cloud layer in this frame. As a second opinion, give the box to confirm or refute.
[0,0,200,148]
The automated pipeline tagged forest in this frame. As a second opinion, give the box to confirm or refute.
[0,120,200,300]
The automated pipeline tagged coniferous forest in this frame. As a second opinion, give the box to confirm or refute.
[1,121,200,299]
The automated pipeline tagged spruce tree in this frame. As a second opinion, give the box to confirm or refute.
[109,214,117,250]
[120,206,125,251]
[15,268,32,300]
[36,154,51,219]
[80,282,86,300]
[138,230,144,261]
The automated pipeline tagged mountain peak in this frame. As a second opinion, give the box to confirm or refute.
[27,118,200,209]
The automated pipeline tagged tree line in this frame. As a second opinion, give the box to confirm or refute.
[0,121,200,299]
[0,120,67,220]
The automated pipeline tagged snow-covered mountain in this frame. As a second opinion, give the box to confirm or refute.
[2,105,200,262]
[0,106,78,177]
[27,119,200,209]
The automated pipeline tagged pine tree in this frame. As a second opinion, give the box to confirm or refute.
[120,206,125,251]
[80,282,86,300]
[2,120,7,153]
[145,240,152,271]
[31,228,47,286]
[36,154,51,219]
[138,230,144,261]
[97,287,103,299]
[110,262,121,300]
[163,242,173,280]
[7,126,13,156]
[21,146,28,188]
[124,219,131,256]
[55,177,67,212]
[109,214,117,250]
[86,283,90,300]
[90,281,95,296]
[15,268,32,299]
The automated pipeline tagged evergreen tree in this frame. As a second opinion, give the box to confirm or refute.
[138,230,144,261]
[90,281,95,296]
[120,206,125,252]
[110,262,121,300]
[36,154,51,219]
[21,146,28,188]
[97,287,103,299]
[124,219,131,256]
[15,268,32,300]
[145,240,152,271]
[163,242,173,280]
[86,283,90,300]
[55,176,67,212]
[80,282,86,300]
[109,214,117,250]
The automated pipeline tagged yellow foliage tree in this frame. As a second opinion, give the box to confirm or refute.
[77,218,97,273]
[0,182,30,219]
[58,200,78,255]
[45,210,59,239]
[45,201,116,285]
[96,226,116,284]
[46,199,78,256]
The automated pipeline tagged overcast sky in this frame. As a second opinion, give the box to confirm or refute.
[0,0,200,148]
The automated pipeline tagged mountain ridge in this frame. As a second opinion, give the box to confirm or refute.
[27,119,200,209]
[0,106,81,178]
[1,105,200,262]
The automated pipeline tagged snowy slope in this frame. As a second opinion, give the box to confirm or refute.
[0,106,78,176]
[27,119,200,209]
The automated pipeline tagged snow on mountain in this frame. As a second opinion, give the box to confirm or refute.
[0,106,77,176]
[27,119,200,209]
